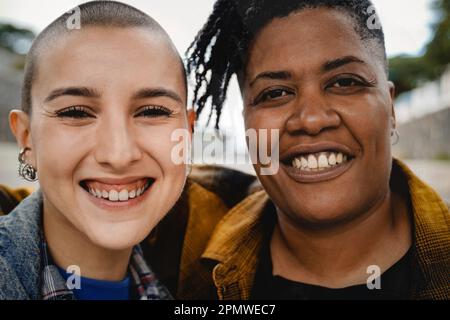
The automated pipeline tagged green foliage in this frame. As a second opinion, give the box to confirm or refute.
[0,23,35,54]
[426,0,450,67]
[389,0,450,97]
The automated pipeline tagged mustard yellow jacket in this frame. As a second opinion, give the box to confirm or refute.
[176,159,450,300]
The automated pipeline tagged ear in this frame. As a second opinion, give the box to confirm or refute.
[9,110,36,167]
[187,108,196,135]
[387,81,396,129]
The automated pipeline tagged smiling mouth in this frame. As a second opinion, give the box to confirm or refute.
[79,178,155,203]
[283,151,353,172]
[280,147,356,183]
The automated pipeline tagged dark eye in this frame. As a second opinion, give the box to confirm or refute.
[135,106,173,118]
[56,106,94,119]
[253,88,293,105]
[327,74,375,92]
[331,78,363,88]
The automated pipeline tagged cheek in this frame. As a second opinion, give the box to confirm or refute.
[341,95,392,155]
[244,107,288,157]
[31,119,92,183]
[137,123,187,175]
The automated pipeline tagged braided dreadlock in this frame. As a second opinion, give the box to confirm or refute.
[186,0,387,129]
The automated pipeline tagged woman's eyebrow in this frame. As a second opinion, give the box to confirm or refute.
[249,71,292,88]
[44,87,101,103]
[132,87,183,104]
[322,56,366,72]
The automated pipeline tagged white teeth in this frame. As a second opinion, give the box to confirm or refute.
[86,180,152,202]
[308,155,318,169]
[318,154,329,169]
[118,189,129,201]
[108,190,119,202]
[301,157,308,169]
[328,153,337,166]
[291,151,349,171]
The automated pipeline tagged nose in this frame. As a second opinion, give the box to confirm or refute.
[94,112,142,171]
[285,87,341,136]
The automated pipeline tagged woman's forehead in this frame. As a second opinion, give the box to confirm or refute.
[245,8,382,79]
[32,27,186,99]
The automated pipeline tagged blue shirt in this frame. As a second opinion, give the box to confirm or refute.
[58,267,131,300]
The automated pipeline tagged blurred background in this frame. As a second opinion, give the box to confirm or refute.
[0,0,449,202]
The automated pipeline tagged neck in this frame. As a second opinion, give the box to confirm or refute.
[43,200,132,282]
[271,190,412,288]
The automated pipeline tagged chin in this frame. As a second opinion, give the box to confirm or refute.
[283,197,361,228]
[85,221,152,251]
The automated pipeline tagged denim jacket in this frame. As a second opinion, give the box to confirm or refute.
[0,190,43,299]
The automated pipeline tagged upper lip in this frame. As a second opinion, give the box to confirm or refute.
[280,142,356,163]
[80,176,152,186]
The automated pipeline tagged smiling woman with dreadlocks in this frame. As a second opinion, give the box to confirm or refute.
[186,0,450,300]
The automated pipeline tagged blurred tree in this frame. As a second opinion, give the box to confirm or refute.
[389,55,435,95]
[389,0,449,97]
[425,0,450,69]
[0,23,35,55]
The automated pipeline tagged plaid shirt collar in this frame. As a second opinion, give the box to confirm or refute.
[40,235,172,300]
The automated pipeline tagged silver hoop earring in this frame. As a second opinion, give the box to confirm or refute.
[18,148,38,182]
[391,129,400,146]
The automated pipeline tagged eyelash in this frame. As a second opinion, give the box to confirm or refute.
[251,75,373,106]
[327,76,371,89]
[55,106,94,119]
[252,88,294,106]
[55,105,174,119]
[135,105,174,118]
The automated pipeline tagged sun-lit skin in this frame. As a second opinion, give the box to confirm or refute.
[241,8,411,287]
[10,26,193,280]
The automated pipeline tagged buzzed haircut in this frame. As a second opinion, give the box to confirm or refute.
[22,0,186,114]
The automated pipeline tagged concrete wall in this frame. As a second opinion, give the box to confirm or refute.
[0,48,23,143]
[394,107,450,159]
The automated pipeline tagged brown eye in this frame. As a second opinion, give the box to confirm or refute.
[253,88,294,105]
[56,106,95,119]
[135,105,173,118]
[331,78,362,88]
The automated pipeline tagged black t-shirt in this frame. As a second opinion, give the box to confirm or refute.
[250,236,413,300]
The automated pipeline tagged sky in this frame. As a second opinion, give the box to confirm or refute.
[0,0,438,149]
[0,0,437,57]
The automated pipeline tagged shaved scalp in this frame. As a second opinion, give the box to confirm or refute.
[22,0,186,114]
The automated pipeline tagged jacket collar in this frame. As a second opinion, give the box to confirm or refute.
[3,190,43,299]
[202,159,450,299]
[201,189,270,299]
[394,160,450,298]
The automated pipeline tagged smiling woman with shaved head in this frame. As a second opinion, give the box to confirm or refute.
[0,0,194,300]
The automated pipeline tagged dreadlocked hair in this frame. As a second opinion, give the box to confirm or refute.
[186,0,387,129]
